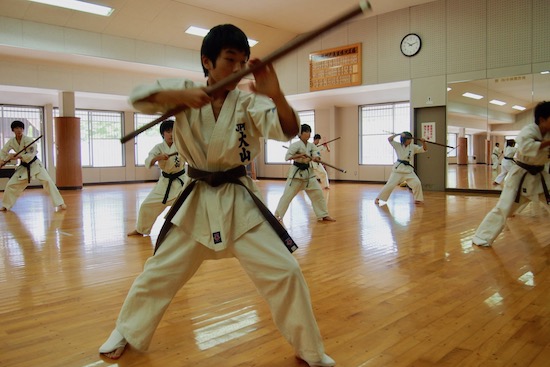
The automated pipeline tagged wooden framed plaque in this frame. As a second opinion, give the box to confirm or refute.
[309,43,362,92]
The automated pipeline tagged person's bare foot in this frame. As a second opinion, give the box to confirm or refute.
[414,200,423,205]
[127,230,142,236]
[320,216,336,222]
[99,329,127,360]
[57,204,67,211]
[374,198,380,205]
[0,206,7,212]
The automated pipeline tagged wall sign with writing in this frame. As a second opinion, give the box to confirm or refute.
[309,43,362,92]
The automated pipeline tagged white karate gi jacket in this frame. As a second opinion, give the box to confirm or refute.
[0,136,43,181]
[130,79,299,251]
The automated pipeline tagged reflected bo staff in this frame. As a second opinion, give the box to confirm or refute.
[120,1,373,144]
[383,130,454,149]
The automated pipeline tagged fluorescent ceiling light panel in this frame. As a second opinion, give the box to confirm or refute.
[185,26,258,47]
[462,92,483,100]
[447,87,452,91]
[489,99,506,106]
[541,71,550,75]
[29,0,113,16]
[512,105,526,111]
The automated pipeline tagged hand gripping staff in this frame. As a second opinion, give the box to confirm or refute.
[0,135,43,168]
[120,1,373,144]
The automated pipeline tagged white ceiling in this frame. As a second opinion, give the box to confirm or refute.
[0,0,546,126]
[0,0,437,109]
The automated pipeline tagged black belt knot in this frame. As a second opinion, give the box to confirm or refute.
[396,159,412,168]
[154,165,297,255]
[161,169,186,204]
[514,161,550,204]
[20,156,38,183]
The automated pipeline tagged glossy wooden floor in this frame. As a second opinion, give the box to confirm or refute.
[447,163,502,191]
[1,181,549,367]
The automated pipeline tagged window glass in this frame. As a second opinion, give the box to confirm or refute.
[360,102,410,165]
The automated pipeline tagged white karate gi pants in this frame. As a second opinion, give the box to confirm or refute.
[115,221,326,362]
[377,171,423,202]
[274,178,329,219]
[135,189,178,235]
[312,163,329,188]
[473,184,543,246]
[2,166,64,209]
[493,159,514,184]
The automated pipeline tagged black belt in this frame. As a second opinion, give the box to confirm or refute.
[290,161,311,187]
[503,157,515,160]
[514,161,550,204]
[396,159,413,168]
[161,169,185,204]
[20,156,38,183]
[154,165,298,255]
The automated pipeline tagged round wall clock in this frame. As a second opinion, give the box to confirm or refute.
[400,33,422,57]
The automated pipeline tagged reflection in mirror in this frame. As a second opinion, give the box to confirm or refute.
[446,71,550,191]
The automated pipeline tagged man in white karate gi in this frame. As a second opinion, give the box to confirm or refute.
[473,101,550,247]
[99,24,335,367]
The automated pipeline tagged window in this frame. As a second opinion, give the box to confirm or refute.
[447,133,457,157]
[54,109,124,167]
[134,113,163,166]
[0,105,44,163]
[265,110,315,164]
[360,102,410,165]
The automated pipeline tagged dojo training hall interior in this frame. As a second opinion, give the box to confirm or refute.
[1,1,550,366]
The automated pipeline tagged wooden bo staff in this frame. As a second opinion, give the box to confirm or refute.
[120,1,372,144]
[282,145,347,173]
[383,130,454,149]
[317,136,341,147]
[0,135,43,168]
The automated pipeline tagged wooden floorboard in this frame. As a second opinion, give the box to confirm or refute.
[1,179,549,367]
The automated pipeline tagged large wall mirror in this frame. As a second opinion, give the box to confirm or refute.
[446,71,550,191]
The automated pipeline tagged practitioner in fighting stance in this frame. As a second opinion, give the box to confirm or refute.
[0,120,66,212]
[375,132,427,205]
[493,139,517,186]
[473,101,550,247]
[274,124,335,222]
[492,142,501,171]
[312,134,330,189]
[127,119,186,236]
[99,24,335,367]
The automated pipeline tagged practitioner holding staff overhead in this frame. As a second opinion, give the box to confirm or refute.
[473,101,550,247]
[375,131,427,205]
[99,24,335,367]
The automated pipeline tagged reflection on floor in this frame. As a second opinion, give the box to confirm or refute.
[447,163,503,191]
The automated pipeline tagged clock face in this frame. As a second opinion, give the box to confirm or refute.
[400,33,421,57]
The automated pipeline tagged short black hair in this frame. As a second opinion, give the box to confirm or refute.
[313,134,321,140]
[400,131,413,144]
[534,101,550,125]
[300,124,312,133]
[159,119,174,136]
[11,120,24,130]
[201,24,251,77]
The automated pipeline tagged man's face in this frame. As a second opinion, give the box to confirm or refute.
[539,116,550,134]
[203,48,248,90]
[300,130,311,141]
[404,138,413,146]
[162,128,173,145]
[313,138,320,145]
[12,127,24,138]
